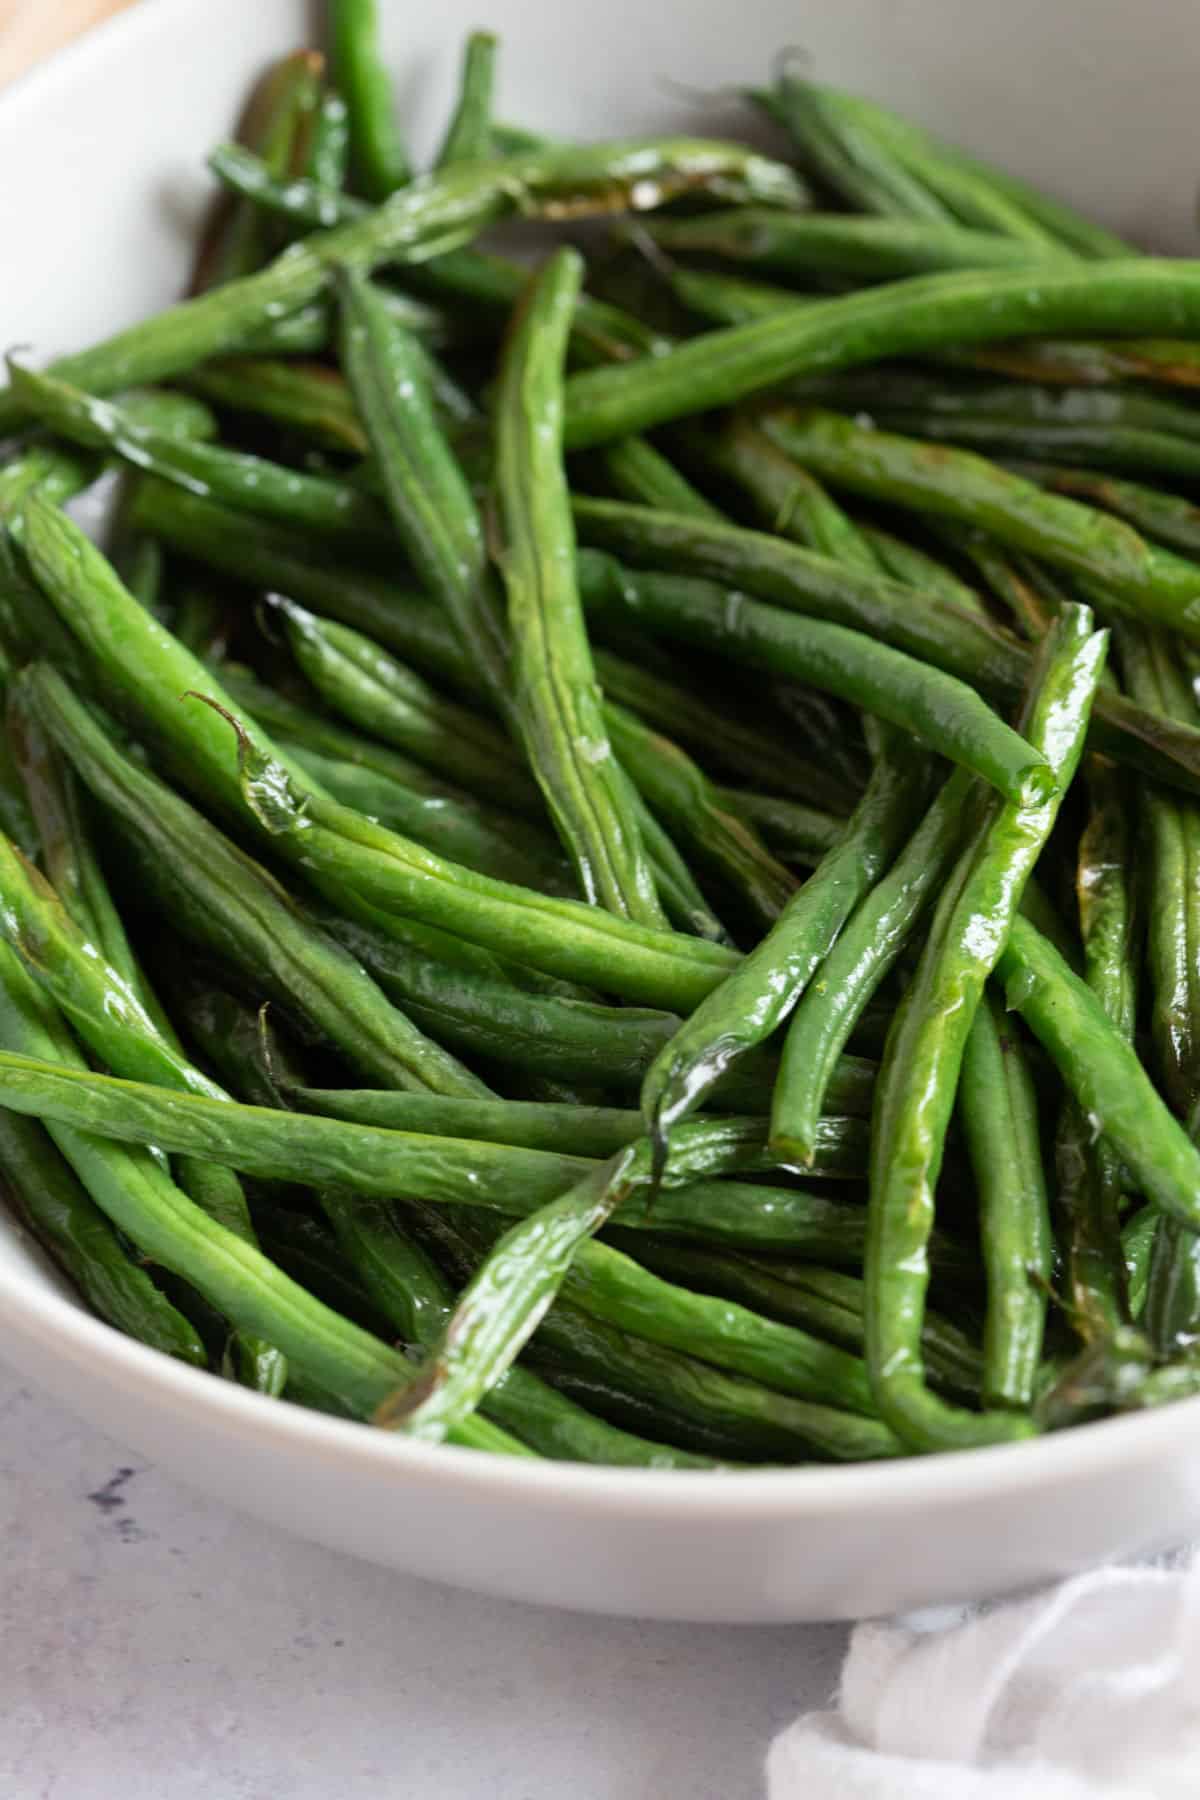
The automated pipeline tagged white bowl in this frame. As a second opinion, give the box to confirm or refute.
[3,0,1200,1624]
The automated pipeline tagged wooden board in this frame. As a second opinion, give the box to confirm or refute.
[0,0,139,88]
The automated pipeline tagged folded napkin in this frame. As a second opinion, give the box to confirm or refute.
[768,1552,1200,1798]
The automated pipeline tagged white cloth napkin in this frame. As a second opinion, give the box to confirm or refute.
[768,1552,1200,1798]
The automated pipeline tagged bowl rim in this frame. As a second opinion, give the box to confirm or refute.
[4,0,1199,1525]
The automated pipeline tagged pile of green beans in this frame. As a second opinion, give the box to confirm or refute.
[6,19,1200,1465]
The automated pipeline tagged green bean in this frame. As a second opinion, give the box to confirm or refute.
[854,408,1200,483]
[185,357,371,452]
[0,938,525,1435]
[866,602,1106,1451]
[998,914,1200,1232]
[560,262,1200,448]
[602,702,797,931]
[1053,755,1138,1341]
[772,766,972,1162]
[940,530,1056,642]
[1118,629,1200,1354]
[627,788,729,943]
[286,1083,868,1177]
[282,746,573,893]
[530,1303,903,1461]
[1025,465,1200,564]
[333,267,510,721]
[0,1107,206,1365]
[204,50,325,288]
[0,1050,875,1255]
[641,724,928,1147]
[959,989,1053,1408]
[791,82,1125,253]
[22,500,739,1009]
[304,87,352,191]
[763,408,1200,640]
[0,827,287,1386]
[752,77,954,222]
[597,436,724,521]
[669,264,813,329]
[321,1191,716,1466]
[627,1243,982,1401]
[328,0,411,197]
[576,541,1200,799]
[435,32,498,169]
[25,663,490,1100]
[575,537,1052,800]
[6,364,394,545]
[1124,1205,1158,1318]
[717,789,845,865]
[632,209,1071,279]
[859,523,987,615]
[594,648,853,806]
[276,597,542,817]
[693,415,882,572]
[0,135,801,439]
[496,250,665,925]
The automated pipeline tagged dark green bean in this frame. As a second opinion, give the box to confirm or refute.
[435,32,498,169]
[640,724,928,1147]
[320,1191,716,1466]
[328,0,411,197]
[602,702,797,931]
[763,408,1200,639]
[998,914,1200,1231]
[575,536,1051,800]
[496,249,666,924]
[626,788,728,943]
[866,603,1106,1451]
[560,263,1200,448]
[597,436,724,521]
[0,1106,206,1364]
[1027,465,1200,564]
[772,766,972,1161]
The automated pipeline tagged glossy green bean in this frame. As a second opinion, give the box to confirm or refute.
[496,249,665,924]
[641,724,928,1145]
[560,263,1200,448]
[25,663,490,1099]
[866,603,1106,1451]
[435,32,498,168]
[1026,465,1200,563]
[8,364,394,544]
[320,1191,716,1466]
[772,766,972,1162]
[0,135,801,439]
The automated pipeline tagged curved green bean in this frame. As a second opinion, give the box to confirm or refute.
[435,32,498,169]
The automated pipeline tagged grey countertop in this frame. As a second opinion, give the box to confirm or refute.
[0,1363,847,1799]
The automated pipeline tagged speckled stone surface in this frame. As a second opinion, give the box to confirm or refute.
[0,1362,847,1798]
